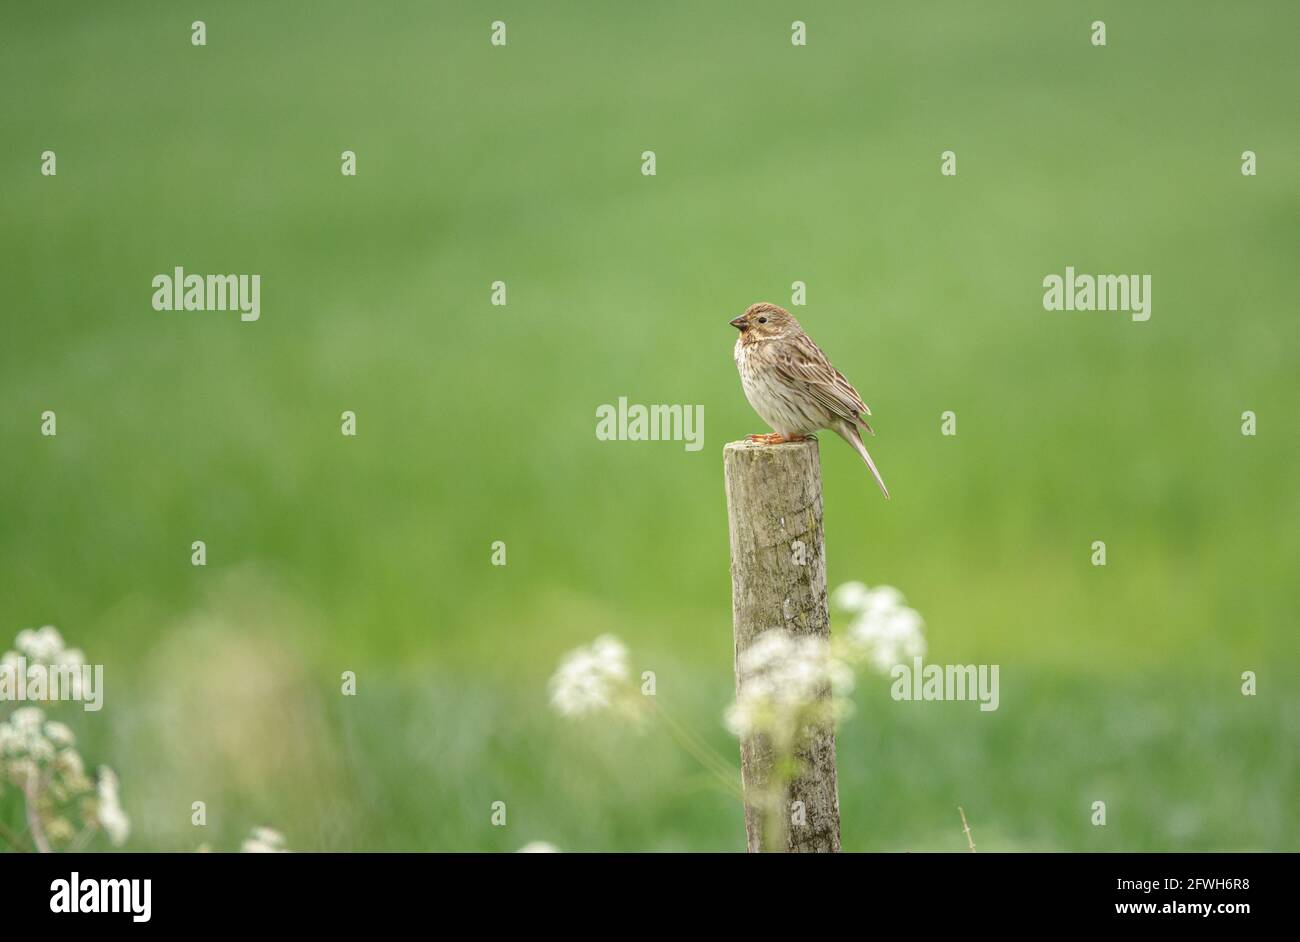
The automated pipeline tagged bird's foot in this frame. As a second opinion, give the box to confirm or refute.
[745,433,810,445]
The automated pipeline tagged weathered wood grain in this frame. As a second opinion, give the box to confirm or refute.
[724,438,841,853]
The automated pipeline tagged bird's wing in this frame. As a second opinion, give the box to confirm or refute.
[773,334,874,429]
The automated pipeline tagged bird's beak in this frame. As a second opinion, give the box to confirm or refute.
[730,315,748,331]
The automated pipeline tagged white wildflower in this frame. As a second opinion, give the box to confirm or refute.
[44,721,76,749]
[28,737,55,763]
[54,647,85,667]
[95,767,130,846]
[7,758,38,783]
[844,585,927,672]
[242,826,289,853]
[548,634,631,717]
[861,585,906,616]
[55,747,86,779]
[45,818,75,843]
[0,708,59,767]
[1,627,125,849]
[831,581,872,612]
[15,626,66,663]
[737,630,852,705]
[10,706,46,733]
[726,629,853,740]
[53,649,86,699]
[251,826,285,845]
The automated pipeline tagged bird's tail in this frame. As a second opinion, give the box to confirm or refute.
[837,422,890,500]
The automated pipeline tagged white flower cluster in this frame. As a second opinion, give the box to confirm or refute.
[0,626,127,850]
[196,825,291,853]
[12,626,82,664]
[0,707,77,771]
[96,767,130,846]
[546,587,927,807]
[725,629,854,742]
[2,625,88,699]
[723,583,928,746]
[548,634,633,717]
[0,705,128,848]
[241,826,290,853]
[832,581,927,673]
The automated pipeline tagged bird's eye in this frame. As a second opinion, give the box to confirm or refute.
[758,317,767,324]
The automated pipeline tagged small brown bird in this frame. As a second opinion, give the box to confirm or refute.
[731,302,890,499]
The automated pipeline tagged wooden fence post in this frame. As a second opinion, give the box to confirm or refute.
[724,438,841,853]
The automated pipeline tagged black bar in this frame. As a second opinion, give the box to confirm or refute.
[5,851,1279,928]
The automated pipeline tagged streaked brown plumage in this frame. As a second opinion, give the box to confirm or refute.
[731,302,889,499]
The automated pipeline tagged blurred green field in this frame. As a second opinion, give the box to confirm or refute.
[2,1,1297,851]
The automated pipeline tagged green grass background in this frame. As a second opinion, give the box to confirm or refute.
[2,1,1297,851]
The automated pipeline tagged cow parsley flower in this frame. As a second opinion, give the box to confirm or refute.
[45,817,76,844]
[95,767,130,846]
[241,826,289,853]
[3,626,87,701]
[725,629,853,742]
[10,706,45,735]
[14,626,67,663]
[548,634,633,717]
[834,583,927,672]
[0,627,124,851]
[830,581,873,612]
[1,707,62,765]
[44,721,76,749]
